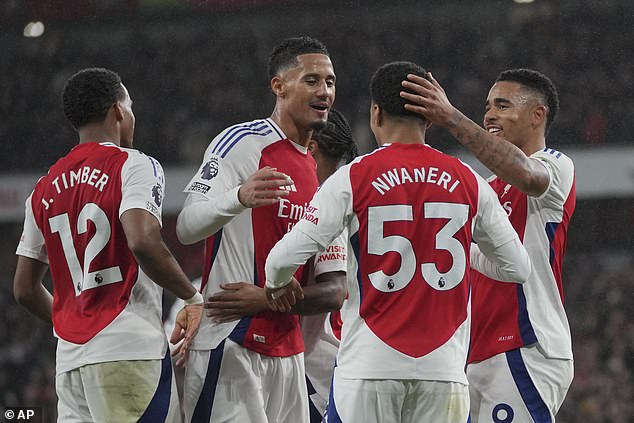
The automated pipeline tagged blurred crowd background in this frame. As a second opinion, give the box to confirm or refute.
[1,0,632,421]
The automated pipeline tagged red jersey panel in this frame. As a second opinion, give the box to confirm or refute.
[30,143,137,344]
[239,139,317,355]
[469,148,576,363]
[348,144,478,357]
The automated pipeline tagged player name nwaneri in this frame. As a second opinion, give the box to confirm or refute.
[371,166,460,195]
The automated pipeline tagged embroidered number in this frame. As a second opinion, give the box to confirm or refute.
[367,202,468,292]
[49,203,122,295]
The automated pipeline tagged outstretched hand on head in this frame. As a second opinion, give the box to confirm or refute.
[400,72,456,127]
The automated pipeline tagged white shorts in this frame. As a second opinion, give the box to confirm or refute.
[467,345,573,423]
[183,338,309,423]
[303,321,338,422]
[324,366,469,423]
[56,353,181,423]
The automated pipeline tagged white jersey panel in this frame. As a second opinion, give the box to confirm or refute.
[522,149,575,359]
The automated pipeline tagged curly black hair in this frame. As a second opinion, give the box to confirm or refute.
[314,108,358,165]
[497,68,560,135]
[62,68,125,130]
[370,61,431,122]
[267,36,329,79]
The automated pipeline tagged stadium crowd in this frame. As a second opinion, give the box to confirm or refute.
[0,1,632,171]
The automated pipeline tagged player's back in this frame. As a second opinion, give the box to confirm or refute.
[30,142,163,347]
[337,142,483,383]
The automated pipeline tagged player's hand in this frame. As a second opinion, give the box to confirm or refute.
[169,303,203,367]
[238,166,293,208]
[264,277,304,312]
[205,282,269,323]
[400,72,455,126]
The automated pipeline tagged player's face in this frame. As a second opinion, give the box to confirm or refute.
[484,81,536,148]
[118,84,135,148]
[279,53,336,131]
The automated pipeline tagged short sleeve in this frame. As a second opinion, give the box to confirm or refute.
[532,149,575,208]
[119,151,165,225]
[16,193,48,263]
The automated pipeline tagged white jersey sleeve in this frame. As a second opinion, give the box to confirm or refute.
[176,129,247,245]
[532,149,575,205]
[16,192,48,263]
[471,174,531,283]
[313,230,348,277]
[119,150,165,224]
[265,166,353,288]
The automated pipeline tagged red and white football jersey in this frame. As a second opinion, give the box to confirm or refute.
[184,118,319,356]
[469,148,576,363]
[277,143,521,384]
[16,142,168,374]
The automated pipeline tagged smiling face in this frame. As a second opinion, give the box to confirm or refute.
[274,53,336,132]
[484,81,545,152]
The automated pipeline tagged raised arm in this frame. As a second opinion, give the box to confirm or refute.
[400,74,549,197]
[177,166,292,245]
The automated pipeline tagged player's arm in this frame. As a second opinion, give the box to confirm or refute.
[121,153,202,363]
[470,241,530,283]
[14,193,53,323]
[13,256,52,323]
[176,131,294,245]
[204,270,345,321]
[205,282,271,323]
[289,270,346,315]
[121,207,203,365]
[400,74,550,197]
[265,168,352,309]
[472,177,531,283]
[122,209,199,300]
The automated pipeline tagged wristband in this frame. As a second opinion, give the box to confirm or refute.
[184,291,204,305]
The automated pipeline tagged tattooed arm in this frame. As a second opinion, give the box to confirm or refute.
[400,73,550,197]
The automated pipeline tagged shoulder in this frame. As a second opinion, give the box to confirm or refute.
[118,147,165,185]
[532,147,574,174]
[207,118,285,159]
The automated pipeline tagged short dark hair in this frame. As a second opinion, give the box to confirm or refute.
[62,68,125,130]
[314,109,358,165]
[370,61,431,121]
[496,68,559,134]
[268,36,329,79]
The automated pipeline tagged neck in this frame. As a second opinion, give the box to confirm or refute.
[270,107,313,147]
[519,134,547,156]
[78,125,120,146]
[378,120,426,146]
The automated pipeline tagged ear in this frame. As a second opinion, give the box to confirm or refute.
[532,104,547,130]
[271,76,285,98]
[371,103,382,127]
[112,101,124,123]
